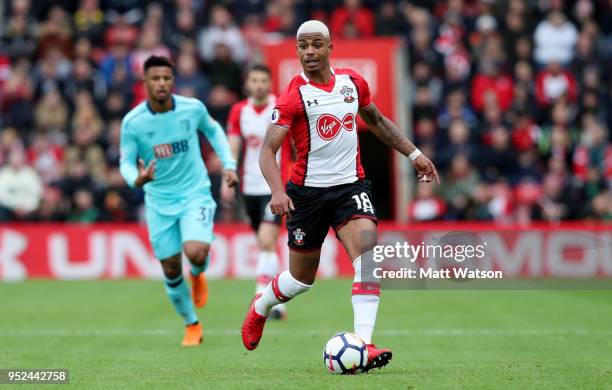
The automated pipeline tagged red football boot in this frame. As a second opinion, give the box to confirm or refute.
[241,293,268,350]
[363,344,392,372]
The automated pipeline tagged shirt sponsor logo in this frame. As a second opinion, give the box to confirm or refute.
[153,140,189,158]
[315,113,355,140]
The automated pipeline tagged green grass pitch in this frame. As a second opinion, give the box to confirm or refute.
[1,279,611,389]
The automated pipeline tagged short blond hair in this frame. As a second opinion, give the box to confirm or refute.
[296,20,330,39]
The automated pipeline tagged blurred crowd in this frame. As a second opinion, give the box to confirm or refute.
[0,0,610,224]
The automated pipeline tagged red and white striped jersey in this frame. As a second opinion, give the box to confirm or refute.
[228,95,280,195]
[272,68,372,187]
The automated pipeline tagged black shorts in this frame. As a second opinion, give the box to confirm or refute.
[285,180,378,251]
[243,194,282,231]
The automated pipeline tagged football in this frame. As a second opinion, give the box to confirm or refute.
[322,332,368,374]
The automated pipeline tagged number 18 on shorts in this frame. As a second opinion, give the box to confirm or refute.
[286,180,377,251]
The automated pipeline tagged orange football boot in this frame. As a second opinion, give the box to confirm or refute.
[190,273,208,308]
[182,322,203,347]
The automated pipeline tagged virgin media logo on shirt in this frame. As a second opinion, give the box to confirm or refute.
[316,113,355,140]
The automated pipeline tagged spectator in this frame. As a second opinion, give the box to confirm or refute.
[130,24,171,79]
[73,0,105,45]
[414,116,438,149]
[72,91,104,139]
[1,9,37,59]
[141,2,165,31]
[167,6,198,52]
[35,186,66,221]
[205,43,243,96]
[101,89,129,119]
[175,53,211,103]
[573,0,595,26]
[99,23,137,86]
[470,14,500,60]
[480,125,518,182]
[535,61,577,108]
[413,85,437,123]
[263,1,299,37]
[578,88,608,126]
[434,11,466,57]
[534,11,578,66]
[102,167,141,217]
[206,84,236,128]
[65,99,107,184]
[570,32,600,77]
[513,35,534,66]
[67,188,99,223]
[534,174,574,221]
[241,14,266,63]
[482,181,514,223]
[408,182,446,222]
[537,102,579,162]
[26,132,64,184]
[440,154,481,220]
[510,110,540,153]
[0,148,43,221]
[471,60,514,113]
[513,179,542,224]
[64,141,106,186]
[98,190,129,221]
[479,102,508,137]
[375,1,406,36]
[573,116,612,182]
[443,40,471,92]
[198,4,248,64]
[66,57,107,104]
[73,36,95,62]
[103,118,121,166]
[515,149,542,182]
[36,5,73,60]
[584,191,612,221]
[0,127,23,166]
[510,84,535,119]
[503,7,530,65]
[263,1,285,35]
[409,25,443,74]
[60,158,94,199]
[33,49,71,101]
[411,61,443,114]
[2,58,35,130]
[437,119,477,171]
[103,13,140,50]
[330,0,375,38]
[437,89,478,130]
[514,61,534,89]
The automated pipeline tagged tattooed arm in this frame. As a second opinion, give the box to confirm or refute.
[359,103,440,184]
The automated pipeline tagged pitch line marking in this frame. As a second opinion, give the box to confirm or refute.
[0,329,611,337]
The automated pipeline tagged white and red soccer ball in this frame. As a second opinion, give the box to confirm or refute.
[322,332,368,374]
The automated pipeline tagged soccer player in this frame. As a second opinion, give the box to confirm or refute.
[223,64,288,319]
[120,56,238,346]
[241,21,439,371]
